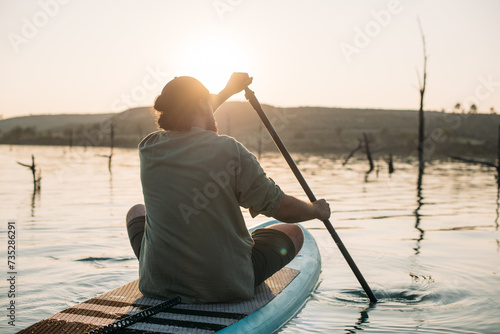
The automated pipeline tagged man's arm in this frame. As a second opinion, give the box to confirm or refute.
[273,194,331,223]
[210,72,253,112]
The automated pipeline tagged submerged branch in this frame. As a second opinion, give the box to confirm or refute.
[343,139,363,166]
[17,161,33,169]
[450,156,498,169]
[17,154,41,190]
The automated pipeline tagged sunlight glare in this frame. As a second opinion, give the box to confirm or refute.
[178,36,249,93]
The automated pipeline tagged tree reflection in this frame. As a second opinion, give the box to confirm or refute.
[413,169,425,255]
[109,171,114,205]
[344,302,376,333]
[30,187,40,217]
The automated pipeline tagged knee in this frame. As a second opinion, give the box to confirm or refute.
[288,224,304,255]
[267,223,304,256]
[126,203,145,224]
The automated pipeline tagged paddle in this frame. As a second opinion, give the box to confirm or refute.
[244,87,378,303]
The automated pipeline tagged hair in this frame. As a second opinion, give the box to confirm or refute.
[153,77,210,131]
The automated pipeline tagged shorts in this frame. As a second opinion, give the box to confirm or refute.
[251,228,296,287]
[127,218,296,288]
[127,216,145,259]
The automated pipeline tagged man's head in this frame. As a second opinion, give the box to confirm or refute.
[154,76,217,132]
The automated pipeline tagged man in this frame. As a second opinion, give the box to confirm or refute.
[126,73,330,303]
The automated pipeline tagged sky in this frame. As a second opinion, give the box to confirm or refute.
[1,0,499,119]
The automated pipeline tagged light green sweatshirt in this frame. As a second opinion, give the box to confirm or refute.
[138,127,284,303]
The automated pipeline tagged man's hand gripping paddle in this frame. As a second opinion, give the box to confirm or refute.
[244,86,377,303]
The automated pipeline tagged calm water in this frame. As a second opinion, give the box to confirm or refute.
[1,144,499,333]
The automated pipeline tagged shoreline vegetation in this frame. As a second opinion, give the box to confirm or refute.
[1,101,499,160]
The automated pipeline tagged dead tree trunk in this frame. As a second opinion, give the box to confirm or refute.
[363,133,374,175]
[497,124,500,186]
[417,19,427,174]
[450,124,500,187]
[17,154,41,191]
[108,124,114,172]
[99,124,114,172]
[69,129,73,149]
[387,153,395,174]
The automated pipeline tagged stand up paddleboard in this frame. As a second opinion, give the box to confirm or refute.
[17,220,321,334]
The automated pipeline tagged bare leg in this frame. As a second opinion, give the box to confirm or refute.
[127,203,145,222]
[266,223,304,256]
[126,204,145,259]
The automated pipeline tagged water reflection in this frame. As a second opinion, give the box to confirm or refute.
[4,148,500,334]
[30,187,40,217]
[97,153,113,173]
[108,155,113,173]
[108,171,115,206]
[413,170,425,255]
[344,303,376,333]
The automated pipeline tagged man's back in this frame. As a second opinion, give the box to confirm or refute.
[138,127,283,303]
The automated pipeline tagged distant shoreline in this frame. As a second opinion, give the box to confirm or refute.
[1,103,499,161]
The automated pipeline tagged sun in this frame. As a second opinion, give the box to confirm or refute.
[177,36,249,93]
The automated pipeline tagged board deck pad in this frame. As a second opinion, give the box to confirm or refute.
[17,267,299,334]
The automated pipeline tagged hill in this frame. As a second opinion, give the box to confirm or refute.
[1,103,499,160]
[216,102,500,159]
[0,113,115,133]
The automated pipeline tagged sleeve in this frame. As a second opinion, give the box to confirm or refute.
[233,143,284,218]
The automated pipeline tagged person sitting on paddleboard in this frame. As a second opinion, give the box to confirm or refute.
[126,73,331,303]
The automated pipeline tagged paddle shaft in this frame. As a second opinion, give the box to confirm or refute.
[244,87,377,303]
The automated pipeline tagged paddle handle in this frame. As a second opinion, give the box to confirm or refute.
[244,87,377,303]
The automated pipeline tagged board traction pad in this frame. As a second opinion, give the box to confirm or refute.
[17,267,299,334]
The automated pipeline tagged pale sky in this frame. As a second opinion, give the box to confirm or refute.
[1,0,499,119]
